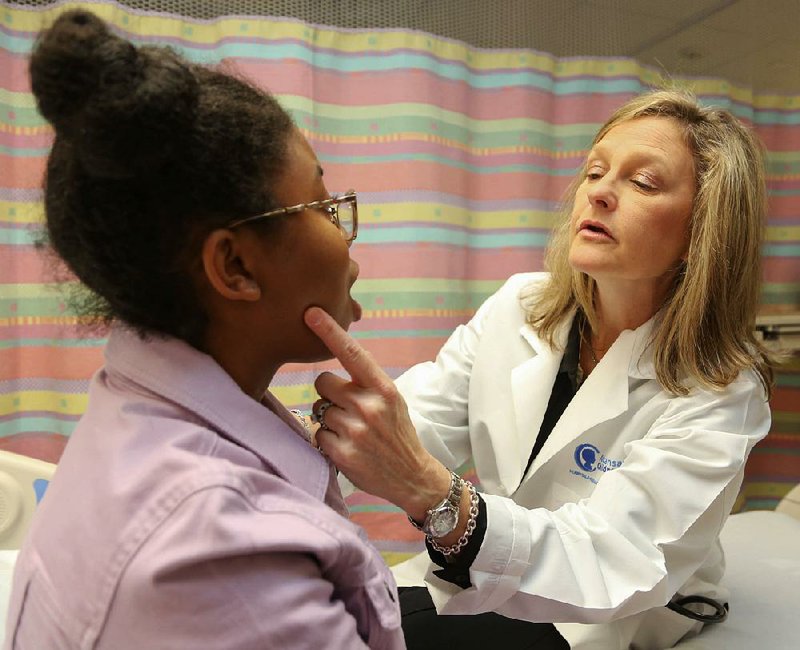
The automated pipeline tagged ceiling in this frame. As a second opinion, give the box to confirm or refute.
[383,0,800,95]
[18,0,800,94]
[520,0,800,95]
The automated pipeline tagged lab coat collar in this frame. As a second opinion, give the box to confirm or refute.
[627,316,657,380]
[508,315,574,486]
[513,312,657,482]
[518,318,551,356]
[517,309,658,375]
[103,325,331,503]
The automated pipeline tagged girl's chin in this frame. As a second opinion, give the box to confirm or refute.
[350,297,362,323]
[335,298,362,332]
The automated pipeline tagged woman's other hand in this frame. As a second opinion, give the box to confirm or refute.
[304,306,451,522]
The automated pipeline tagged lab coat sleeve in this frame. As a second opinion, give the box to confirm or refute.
[395,274,537,470]
[426,370,771,624]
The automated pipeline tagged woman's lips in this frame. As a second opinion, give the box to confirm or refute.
[578,219,614,241]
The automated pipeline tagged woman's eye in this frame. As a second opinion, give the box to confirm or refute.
[586,171,603,180]
[632,179,655,191]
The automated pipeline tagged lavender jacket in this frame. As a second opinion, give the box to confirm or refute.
[4,327,403,649]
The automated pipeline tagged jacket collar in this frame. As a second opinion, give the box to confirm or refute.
[513,312,657,482]
[504,315,574,490]
[626,317,657,380]
[103,325,330,502]
[518,310,658,377]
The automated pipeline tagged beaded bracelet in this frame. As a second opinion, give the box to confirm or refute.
[428,480,480,556]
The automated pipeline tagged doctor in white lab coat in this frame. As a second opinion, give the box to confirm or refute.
[304,89,774,650]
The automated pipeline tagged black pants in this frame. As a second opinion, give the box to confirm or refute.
[400,587,571,650]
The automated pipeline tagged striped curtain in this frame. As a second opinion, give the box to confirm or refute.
[1,1,798,561]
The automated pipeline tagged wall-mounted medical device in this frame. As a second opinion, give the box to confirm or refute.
[755,313,800,355]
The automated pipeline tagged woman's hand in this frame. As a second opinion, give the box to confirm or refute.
[304,307,451,522]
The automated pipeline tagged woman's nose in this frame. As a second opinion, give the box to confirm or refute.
[587,181,616,211]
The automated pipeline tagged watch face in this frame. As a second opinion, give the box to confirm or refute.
[428,508,458,537]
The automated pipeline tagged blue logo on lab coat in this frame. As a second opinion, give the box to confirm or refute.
[574,443,600,471]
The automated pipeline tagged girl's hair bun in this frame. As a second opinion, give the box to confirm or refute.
[30,9,199,178]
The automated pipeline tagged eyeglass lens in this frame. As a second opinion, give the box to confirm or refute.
[335,200,354,239]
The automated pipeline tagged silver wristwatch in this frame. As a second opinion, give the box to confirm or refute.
[408,471,463,538]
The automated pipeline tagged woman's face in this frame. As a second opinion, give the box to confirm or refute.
[568,116,696,298]
[253,129,361,362]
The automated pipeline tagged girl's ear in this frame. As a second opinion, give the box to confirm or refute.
[201,229,262,302]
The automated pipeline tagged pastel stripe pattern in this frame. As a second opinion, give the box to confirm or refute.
[1,2,798,560]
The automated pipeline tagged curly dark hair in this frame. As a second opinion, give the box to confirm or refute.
[29,9,295,348]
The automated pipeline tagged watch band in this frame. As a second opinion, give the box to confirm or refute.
[429,480,480,556]
[408,470,463,538]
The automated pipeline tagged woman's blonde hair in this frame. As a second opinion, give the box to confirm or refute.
[524,89,773,397]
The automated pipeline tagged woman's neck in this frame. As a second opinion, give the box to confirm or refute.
[579,278,667,376]
[590,278,668,350]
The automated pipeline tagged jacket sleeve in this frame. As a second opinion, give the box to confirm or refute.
[98,484,400,649]
[424,371,771,624]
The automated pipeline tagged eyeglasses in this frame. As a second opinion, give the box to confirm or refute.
[226,190,358,245]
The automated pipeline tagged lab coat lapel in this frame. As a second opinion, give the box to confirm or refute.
[524,325,639,478]
[510,318,572,482]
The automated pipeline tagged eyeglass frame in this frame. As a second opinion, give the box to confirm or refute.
[226,190,358,244]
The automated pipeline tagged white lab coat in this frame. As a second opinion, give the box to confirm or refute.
[391,272,771,649]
